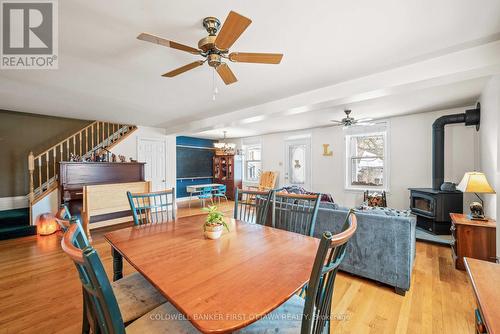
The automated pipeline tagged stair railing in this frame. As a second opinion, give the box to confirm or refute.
[28,121,136,206]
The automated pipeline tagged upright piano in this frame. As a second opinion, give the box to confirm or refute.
[59,162,145,219]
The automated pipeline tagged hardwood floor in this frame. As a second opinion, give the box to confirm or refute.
[0,202,476,333]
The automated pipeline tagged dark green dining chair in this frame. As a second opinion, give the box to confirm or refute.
[127,188,176,225]
[62,218,166,334]
[271,191,321,236]
[61,220,204,334]
[236,210,358,334]
[234,188,272,225]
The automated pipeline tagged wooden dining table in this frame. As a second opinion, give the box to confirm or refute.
[104,214,320,333]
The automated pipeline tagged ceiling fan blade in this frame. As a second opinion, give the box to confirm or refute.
[330,120,343,124]
[229,52,283,64]
[216,63,237,85]
[162,61,204,77]
[214,11,252,51]
[356,122,376,126]
[137,33,200,55]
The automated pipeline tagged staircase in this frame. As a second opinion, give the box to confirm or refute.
[0,121,137,240]
[0,208,34,241]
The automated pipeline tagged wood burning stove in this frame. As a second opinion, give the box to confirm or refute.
[409,188,463,234]
[409,104,480,234]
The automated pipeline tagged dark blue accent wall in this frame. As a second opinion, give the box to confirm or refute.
[176,136,216,198]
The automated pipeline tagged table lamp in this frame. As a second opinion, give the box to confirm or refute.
[457,172,496,220]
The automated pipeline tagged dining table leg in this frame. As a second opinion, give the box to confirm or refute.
[112,247,123,281]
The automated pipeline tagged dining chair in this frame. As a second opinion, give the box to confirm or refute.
[213,184,228,203]
[235,210,358,334]
[197,186,213,207]
[55,204,72,231]
[246,170,278,191]
[271,191,321,236]
[127,188,176,225]
[234,188,272,225]
[61,219,178,334]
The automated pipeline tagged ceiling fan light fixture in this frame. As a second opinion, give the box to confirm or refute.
[137,10,283,86]
[331,109,376,128]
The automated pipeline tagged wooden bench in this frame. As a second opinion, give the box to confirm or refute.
[82,181,151,239]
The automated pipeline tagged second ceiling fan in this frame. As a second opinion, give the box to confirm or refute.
[137,11,283,85]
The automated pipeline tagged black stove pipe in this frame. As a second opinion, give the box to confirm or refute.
[432,104,481,190]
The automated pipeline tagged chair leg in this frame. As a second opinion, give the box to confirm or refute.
[82,289,90,334]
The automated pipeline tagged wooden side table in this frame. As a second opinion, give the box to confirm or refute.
[450,213,496,270]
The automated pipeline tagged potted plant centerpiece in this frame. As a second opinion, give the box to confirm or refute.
[203,205,229,239]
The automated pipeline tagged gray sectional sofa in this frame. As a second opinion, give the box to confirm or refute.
[313,205,416,295]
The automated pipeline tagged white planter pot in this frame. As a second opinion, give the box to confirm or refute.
[204,224,224,240]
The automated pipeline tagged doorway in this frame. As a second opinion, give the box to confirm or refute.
[284,138,311,190]
[137,138,167,191]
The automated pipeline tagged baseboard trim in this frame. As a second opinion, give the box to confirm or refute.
[0,196,29,211]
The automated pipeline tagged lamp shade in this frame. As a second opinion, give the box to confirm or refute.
[457,172,496,194]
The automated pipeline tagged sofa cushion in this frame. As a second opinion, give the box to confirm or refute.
[359,206,412,217]
[277,186,336,205]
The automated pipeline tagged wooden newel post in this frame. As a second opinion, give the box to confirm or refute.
[28,152,35,203]
[28,151,35,226]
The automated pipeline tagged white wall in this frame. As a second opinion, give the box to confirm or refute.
[238,107,478,210]
[111,126,177,190]
[31,190,59,225]
[479,75,500,258]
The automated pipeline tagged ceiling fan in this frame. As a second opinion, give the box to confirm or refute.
[137,11,283,85]
[330,110,374,128]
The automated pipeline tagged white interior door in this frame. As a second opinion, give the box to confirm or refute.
[137,138,166,191]
[284,138,311,190]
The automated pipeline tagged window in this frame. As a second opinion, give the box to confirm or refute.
[345,130,388,190]
[244,144,262,182]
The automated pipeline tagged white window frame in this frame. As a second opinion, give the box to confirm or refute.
[344,128,389,191]
[243,143,262,183]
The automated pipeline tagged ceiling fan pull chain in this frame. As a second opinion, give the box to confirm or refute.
[212,68,218,101]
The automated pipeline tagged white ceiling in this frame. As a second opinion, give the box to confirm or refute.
[196,77,488,139]
[1,0,500,137]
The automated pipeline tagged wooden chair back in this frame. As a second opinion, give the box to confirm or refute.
[55,204,72,232]
[127,188,176,225]
[302,210,357,334]
[234,189,272,225]
[258,171,278,190]
[82,181,151,236]
[271,192,321,236]
[61,221,125,334]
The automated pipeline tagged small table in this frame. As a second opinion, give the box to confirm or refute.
[186,183,223,206]
[104,215,319,333]
[464,258,500,334]
[450,213,496,270]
